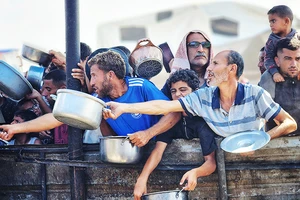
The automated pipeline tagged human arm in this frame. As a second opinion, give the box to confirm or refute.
[129,112,181,147]
[264,38,280,76]
[104,100,183,120]
[71,61,93,93]
[134,142,168,200]
[49,50,66,71]
[25,89,52,113]
[267,109,297,139]
[179,151,216,191]
[0,113,63,141]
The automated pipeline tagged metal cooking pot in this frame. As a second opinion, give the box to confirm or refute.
[129,38,163,79]
[53,89,106,130]
[141,190,189,200]
[99,136,143,164]
[0,60,33,100]
[26,66,44,91]
[22,44,53,67]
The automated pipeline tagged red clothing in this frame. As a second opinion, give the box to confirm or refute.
[54,124,68,144]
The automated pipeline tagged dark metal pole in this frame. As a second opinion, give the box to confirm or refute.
[65,0,86,199]
[215,137,228,200]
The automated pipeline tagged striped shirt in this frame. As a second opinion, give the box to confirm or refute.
[179,83,281,137]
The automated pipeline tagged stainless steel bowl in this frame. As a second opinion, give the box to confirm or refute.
[0,60,33,100]
[22,44,53,67]
[53,89,106,130]
[99,136,143,164]
[141,190,189,200]
[220,130,271,153]
[26,66,44,91]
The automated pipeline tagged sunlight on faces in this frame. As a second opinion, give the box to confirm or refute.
[187,33,210,71]
[90,65,113,98]
[170,81,193,100]
[206,52,231,86]
[275,48,300,78]
[268,14,288,36]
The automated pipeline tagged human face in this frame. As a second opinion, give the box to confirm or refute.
[268,14,288,36]
[206,51,231,86]
[170,81,193,100]
[187,33,210,72]
[41,79,59,107]
[275,48,300,78]
[90,64,113,98]
[21,100,43,116]
[11,116,25,125]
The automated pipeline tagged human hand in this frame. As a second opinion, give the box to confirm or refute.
[128,130,152,147]
[134,179,147,200]
[103,102,125,119]
[273,73,285,82]
[180,169,198,191]
[26,88,42,99]
[0,124,17,141]
[71,62,86,86]
[49,50,66,70]
[38,130,53,140]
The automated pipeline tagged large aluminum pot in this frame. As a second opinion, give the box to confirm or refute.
[141,190,189,200]
[0,60,33,100]
[99,136,143,164]
[53,89,106,130]
[129,38,163,79]
[22,44,53,67]
[26,66,44,91]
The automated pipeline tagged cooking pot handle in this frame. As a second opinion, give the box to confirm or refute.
[132,38,157,51]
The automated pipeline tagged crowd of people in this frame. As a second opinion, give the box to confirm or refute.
[0,4,299,200]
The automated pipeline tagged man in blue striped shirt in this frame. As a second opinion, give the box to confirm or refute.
[104,50,297,140]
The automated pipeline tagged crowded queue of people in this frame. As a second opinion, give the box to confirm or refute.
[0,4,299,199]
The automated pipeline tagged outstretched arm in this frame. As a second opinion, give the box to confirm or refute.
[103,100,183,120]
[0,113,63,141]
[134,142,168,200]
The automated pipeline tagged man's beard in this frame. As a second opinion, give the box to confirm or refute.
[191,62,209,78]
[98,77,113,98]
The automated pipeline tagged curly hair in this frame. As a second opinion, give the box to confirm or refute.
[167,69,200,91]
[87,50,126,79]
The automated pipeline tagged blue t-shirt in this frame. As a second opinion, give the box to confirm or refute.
[101,77,169,136]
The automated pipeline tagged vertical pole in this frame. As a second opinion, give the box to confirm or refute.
[40,152,47,200]
[215,137,228,200]
[65,0,86,199]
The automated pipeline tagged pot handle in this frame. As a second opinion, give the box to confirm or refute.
[132,38,157,51]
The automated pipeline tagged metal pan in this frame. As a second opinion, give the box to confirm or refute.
[26,66,45,91]
[22,44,53,67]
[158,42,174,73]
[141,189,188,200]
[220,130,271,153]
[0,60,33,100]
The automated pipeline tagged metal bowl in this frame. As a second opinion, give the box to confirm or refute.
[0,60,33,100]
[53,89,106,130]
[141,190,189,200]
[220,130,271,153]
[22,44,53,67]
[26,66,44,91]
[99,136,143,164]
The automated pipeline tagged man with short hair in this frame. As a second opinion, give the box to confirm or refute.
[104,50,297,141]
[259,35,300,136]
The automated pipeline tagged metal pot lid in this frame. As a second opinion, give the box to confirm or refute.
[220,130,271,153]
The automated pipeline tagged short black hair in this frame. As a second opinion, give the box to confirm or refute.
[276,35,300,54]
[43,69,66,88]
[80,42,92,61]
[267,5,293,22]
[14,110,38,122]
[167,69,200,91]
[227,50,244,79]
